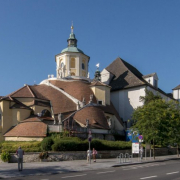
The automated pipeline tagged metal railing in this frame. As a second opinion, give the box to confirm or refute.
[117,153,132,164]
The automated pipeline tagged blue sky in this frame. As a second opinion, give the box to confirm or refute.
[0,0,180,96]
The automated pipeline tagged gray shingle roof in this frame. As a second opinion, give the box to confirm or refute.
[105,57,146,91]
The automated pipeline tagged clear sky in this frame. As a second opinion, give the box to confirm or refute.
[0,0,180,96]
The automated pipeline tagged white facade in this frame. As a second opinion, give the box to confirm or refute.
[111,86,145,128]
[173,89,180,102]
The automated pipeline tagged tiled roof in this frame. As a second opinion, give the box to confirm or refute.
[96,102,124,126]
[73,106,110,129]
[8,85,36,98]
[30,85,77,114]
[90,80,111,88]
[105,57,146,91]
[49,80,97,103]
[142,73,156,78]
[4,118,47,137]
[173,85,180,90]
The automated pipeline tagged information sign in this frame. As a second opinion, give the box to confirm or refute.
[132,143,139,154]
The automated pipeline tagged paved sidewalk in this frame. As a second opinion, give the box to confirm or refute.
[0,155,179,179]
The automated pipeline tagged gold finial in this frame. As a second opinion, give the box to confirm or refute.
[71,21,74,33]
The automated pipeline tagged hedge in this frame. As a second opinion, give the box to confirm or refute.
[0,138,132,153]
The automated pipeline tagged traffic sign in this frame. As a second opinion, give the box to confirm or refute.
[138,135,143,140]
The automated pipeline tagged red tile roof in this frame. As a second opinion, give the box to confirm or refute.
[4,118,47,137]
[49,80,97,103]
[73,106,110,129]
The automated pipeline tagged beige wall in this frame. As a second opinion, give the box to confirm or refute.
[91,86,110,105]
[5,136,44,141]
[1,101,13,137]
[32,105,51,115]
[16,98,34,106]
[0,100,32,141]
[12,109,31,126]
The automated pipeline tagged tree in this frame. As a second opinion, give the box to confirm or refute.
[166,101,180,157]
[140,88,162,105]
[132,89,180,159]
[132,99,169,159]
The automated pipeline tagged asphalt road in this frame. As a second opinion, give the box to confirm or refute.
[4,160,180,180]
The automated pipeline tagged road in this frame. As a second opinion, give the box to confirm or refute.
[4,160,180,180]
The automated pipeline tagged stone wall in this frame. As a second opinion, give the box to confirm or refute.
[0,148,178,163]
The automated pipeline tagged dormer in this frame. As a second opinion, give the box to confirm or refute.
[172,85,180,102]
[101,68,114,85]
[143,73,158,88]
[90,81,111,105]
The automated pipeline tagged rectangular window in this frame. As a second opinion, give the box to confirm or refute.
[98,101,102,105]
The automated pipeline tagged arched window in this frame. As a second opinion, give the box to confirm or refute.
[41,109,51,117]
[82,59,86,70]
[70,58,75,68]
[71,72,75,76]
[82,63,85,70]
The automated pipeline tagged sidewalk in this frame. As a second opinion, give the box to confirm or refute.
[0,155,179,179]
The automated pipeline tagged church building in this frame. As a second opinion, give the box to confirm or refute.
[0,25,124,141]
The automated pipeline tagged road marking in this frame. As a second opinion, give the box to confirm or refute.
[61,174,87,178]
[166,171,179,175]
[140,176,157,179]
[97,170,115,174]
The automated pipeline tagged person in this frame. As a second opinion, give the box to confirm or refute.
[92,148,97,162]
[87,149,91,162]
[16,146,24,171]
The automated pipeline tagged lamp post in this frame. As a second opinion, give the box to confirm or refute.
[88,130,92,164]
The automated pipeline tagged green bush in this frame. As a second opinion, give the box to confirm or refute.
[41,137,54,151]
[1,151,11,162]
[52,140,78,151]
[0,141,41,153]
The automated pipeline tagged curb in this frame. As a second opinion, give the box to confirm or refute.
[112,157,180,167]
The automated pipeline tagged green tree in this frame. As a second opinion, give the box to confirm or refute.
[140,88,162,105]
[132,99,170,159]
[166,101,180,157]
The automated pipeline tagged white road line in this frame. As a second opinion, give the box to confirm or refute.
[140,176,157,179]
[61,174,87,178]
[166,171,179,175]
[97,170,115,174]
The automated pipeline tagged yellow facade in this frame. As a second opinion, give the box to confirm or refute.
[0,100,32,141]
[91,85,111,105]
[0,97,51,141]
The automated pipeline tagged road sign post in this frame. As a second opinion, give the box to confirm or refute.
[88,130,92,164]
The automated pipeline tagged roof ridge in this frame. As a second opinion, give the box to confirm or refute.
[4,85,28,98]
[41,80,83,107]
[27,85,36,98]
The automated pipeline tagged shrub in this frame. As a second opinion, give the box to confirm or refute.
[0,141,41,153]
[52,140,78,151]
[1,151,11,162]
[41,137,54,151]
[39,151,49,159]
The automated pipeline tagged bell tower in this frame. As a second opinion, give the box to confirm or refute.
[55,25,90,79]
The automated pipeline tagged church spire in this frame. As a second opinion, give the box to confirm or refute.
[67,23,77,47]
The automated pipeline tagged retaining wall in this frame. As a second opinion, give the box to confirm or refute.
[0,148,178,163]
